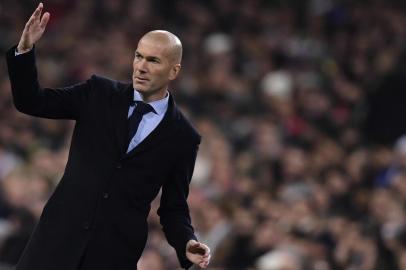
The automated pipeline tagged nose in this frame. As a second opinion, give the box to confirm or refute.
[135,59,147,73]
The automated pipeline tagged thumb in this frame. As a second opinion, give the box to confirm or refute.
[187,239,200,250]
[188,239,198,246]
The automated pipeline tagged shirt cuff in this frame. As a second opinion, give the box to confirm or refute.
[15,48,32,56]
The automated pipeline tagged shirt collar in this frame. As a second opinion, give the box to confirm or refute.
[133,89,169,116]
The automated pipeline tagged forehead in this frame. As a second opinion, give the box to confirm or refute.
[136,38,171,59]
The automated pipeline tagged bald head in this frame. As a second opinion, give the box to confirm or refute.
[139,30,183,65]
[132,30,183,102]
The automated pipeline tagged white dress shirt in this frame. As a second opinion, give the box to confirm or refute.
[126,90,168,152]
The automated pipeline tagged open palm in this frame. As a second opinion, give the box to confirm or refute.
[17,2,50,53]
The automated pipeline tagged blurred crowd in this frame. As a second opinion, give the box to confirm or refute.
[1,0,406,269]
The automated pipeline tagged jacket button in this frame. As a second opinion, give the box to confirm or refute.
[83,222,90,230]
[103,192,109,199]
[116,163,122,169]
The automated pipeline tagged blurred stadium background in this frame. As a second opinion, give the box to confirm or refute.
[1,0,406,269]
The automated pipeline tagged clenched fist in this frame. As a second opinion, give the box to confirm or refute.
[186,239,211,268]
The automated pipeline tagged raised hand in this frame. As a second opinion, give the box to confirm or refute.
[17,2,50,53]
[186,240,211,268]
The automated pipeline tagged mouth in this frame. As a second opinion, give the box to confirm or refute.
[134,76,149,83]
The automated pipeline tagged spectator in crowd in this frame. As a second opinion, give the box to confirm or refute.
[0,0,405,269]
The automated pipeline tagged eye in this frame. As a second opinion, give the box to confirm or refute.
[135,53,142,60]
[146,57,160,64]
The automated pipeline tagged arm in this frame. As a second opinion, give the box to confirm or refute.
[157,139,210,269]
[6,3,89,120]
[6,46,90,120]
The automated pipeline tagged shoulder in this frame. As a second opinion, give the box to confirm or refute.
[88,75,129,92]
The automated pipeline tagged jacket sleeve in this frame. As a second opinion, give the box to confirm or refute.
[5,45,90,120]
[157,137,200,269]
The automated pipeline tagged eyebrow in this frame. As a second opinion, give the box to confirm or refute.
[135,51,161,63]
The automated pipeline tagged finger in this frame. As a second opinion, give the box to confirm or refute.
[202,250,210,257]
[200,255,210,268]
[202,255,211,262]
[40,12,50,28]
[33,3,43,19]
[200,244,210,255]
[25,15,35,28]
[26,3,42,28]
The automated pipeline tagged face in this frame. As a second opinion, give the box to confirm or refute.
[132,38,180,102]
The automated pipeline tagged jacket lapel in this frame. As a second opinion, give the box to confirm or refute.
[123,93,179,159]
[110,84,134,156]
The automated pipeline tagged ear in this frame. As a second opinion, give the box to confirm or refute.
[169,64,181,81]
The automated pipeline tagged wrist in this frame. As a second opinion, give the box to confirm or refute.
[16,44,33,54]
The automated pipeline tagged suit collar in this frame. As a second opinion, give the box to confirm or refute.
[110,84,179,159]
[124,93,178,159]
[133,89,169,116]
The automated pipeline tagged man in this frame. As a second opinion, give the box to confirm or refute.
[6,3,210,270]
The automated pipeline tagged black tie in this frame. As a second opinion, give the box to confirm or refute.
[127,101,155,146]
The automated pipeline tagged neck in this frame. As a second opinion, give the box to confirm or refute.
[140,91,167,103]
[138,89,168,103]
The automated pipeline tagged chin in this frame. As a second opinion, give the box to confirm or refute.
[133,83,147,92]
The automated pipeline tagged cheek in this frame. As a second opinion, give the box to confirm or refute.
[152,68,170,81]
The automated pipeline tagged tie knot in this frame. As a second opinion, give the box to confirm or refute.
[133,101,155,115]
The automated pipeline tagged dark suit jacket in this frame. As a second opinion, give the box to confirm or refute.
[6,46,200,270]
